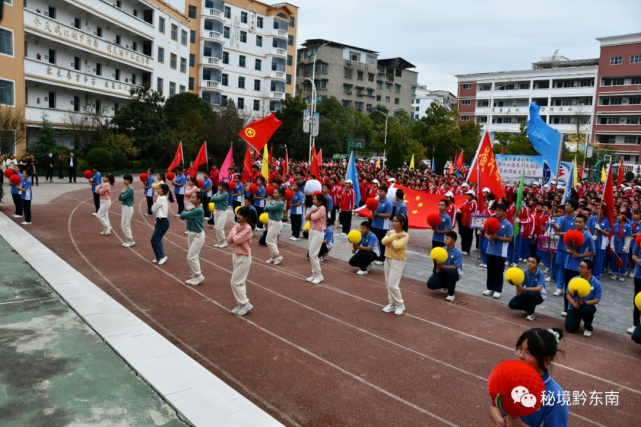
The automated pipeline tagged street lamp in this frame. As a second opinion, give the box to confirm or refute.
[307,40,331,164]
[373,109,402,168]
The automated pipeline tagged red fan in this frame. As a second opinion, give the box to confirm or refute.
[3,169,13,178]
[563,230,585,249]
[366,198,379,211]
[635,234,641,247]
[84,170,93,179]
[139,173,149,182]
[284,189,294,201]
[266,185,275,196]
[427,213,441,228]
[166,172,175,181]
[10,175,21,186]
[249,184,258,194]
[484,217,501,234]
[196,179,203,188]
[312,190,322,198]
[615,253,624,268]
[488,360,545,417]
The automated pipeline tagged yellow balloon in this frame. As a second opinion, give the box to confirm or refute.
[259,213,269,225]
[347,230,362,244]
[636,292,641,310]
[505,267,525,286]
[430,247,448,264]
[208,202,215,211]
[304,221,310,232]
[568,277,591,298]
[234,205,241,215]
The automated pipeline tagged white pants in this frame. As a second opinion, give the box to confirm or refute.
[266,219,282,258]
[97,199,111,229]
[187,231,205,276]
[308,229,323,277]
[121,205,133,241]
[231,253,251,305]
[384,258,405,306]
[214,209,227,243]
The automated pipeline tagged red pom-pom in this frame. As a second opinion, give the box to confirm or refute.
[4,169,13,178]
[249,184,258,194]
[196,179,203,188]
[140,173,149,182]
[366,198,379,211]
[266,185,275,196]
[284,189,294,201]
[166,172,175,181]
[488,360,545,417]
[10,175,21,185]
[312,191,322,198]
[484,217,501,234]
[427,213,441,228]
[84,170,93,179]
[563,230,585,249]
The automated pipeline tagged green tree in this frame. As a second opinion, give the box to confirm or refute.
[164,92,216,129]
[37,115,57,146]
[29,115,68,162]
[86,148,113,171]
[272,96,307,158]
[103,133,139,157]
[111,150,128,170]
[208,100,244,167]
[386,137,404,169]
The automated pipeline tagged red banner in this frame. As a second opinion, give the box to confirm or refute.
[238,114,282,152]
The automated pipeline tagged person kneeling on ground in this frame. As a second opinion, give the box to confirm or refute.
[508,254,546,321]
[349,221,380,275]
[307,223,334,262]
[565,259,602,338]
[426,231,463,301]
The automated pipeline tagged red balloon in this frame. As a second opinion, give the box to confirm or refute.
[366,198,379,211]
[284,189,294,201]
[484,217,501,234]
[10,175,21,185]
[249,184,258,194]
[84,170,93,179]
[140,173,149,182]
[427,212,442,228]
[3,169,13,178]
[196,179,203,188]
[266,185,275,196]
[166,172,175,181]
[563,230,585,249]
[488,360,545,417]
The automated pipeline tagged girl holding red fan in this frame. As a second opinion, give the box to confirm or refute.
[96,173,114,235]
[489,328,568,427]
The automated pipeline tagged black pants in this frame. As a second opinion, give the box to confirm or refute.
[340,211,352,234]
[32,173,38,185]
[291,214,302,238]
[563,268,580,312]
[202,196,211,219]
[12,193,23,216]
[426,269,459,296]
[475,230,480,249]
[632,325,641,345]
[46,167,54,181]
[93,192,100,212]
[69,166,76,182]
[432,240,445,273]
[22,200,31,223]
[146,196,154,215]
[327,207,335,226]
[565,305,597,332]
[508,292,544,315]
[460,224,473,253]
[176,194,184,214]
[486,254,506,292]
[634,278,641,327]
[255,206,264,229]
[58,165,64,179]
[307,243,329,259]
[371,227,387,261]
[349,250,377,271]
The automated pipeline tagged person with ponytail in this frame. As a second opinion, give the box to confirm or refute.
[119,174,135,247]
[211,181,229,247]
[381,214,409,315]
[150,183,174,265]
[96,173,114,235]
[489,328,569,427]
[305,192,327,284]
[180,191,205,285]
[226,206,254,316]
[264,186,285,265]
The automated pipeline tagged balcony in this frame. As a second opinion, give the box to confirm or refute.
[203,31,224,42]
[203,80,220,89]
[272,28,288,37]
[271,92,285,99]
[206,8,224,21]
[200,56,222,68]
[270,70,285,79]
[25,105,113,125]
[268,48,287,57]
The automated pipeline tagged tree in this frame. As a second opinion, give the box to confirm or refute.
[86,148,113,171]
[37,115,57,146]
[208,100,245,166]
[163,92,216,129]
[103,133,139,157]
[63,95,112,148]
[0,105,26,155]
[272,96,307,158]
[385,137,404,169]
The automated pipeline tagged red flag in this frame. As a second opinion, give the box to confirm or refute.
[603,163,615,237]
[615,252,624,268]
[500,147,504,155]
[616,158,624,188]
[238,113,282,152]
[579,162,584,179]
[167,142,183,172]
[318,148,323,165]
[466,131,505,199]
[189,142,208,178]
[283,149,288,176]
[453,152,459,167]
[456,149,464,169]
[268,145,273,166]
[241,145,253,183]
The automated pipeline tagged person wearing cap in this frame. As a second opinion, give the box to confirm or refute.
[339,179,356,236]
[370,186,393,265]
[459,190,478,255]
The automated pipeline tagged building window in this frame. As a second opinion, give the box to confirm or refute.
[289,16,295,28]
[73,17,81,29]
[255,59,261,70]
[286,74,292,85]
[1,29,13,56]
[47,6,56,19]
[254,79,261,91]
[95,100,101,114]
[133,9,138,17]
[287,55,293,66]
[630,97,641,105]
[180,57,186,73]
[395,84,401,92]
[116,0,121,8]
[461,100,471,105]
[115,69,120,80]
[96,63,102,76]
[238,97,244,109]
[132,42,137,51]
[631,55,641,64]
[238,76,245,88]
[256,35,262,47]
[222,74,228,86]
[368,73,374,82]
[170,53,177,69]
[171,24,178,41]
[131,74,136,84]
[610,56,622,65]
[188,5,197,19]
[357,71,364,80]
[0,80,13,105]
[189,54,195,67]
[240,31,247,43]
[157,78,163,93]
[190,30,196,44]
[47,91,55,109]
[461,116,470,121]
[254,100,260,111]
[343,84,351,94]
[72,56,80,71]
[376,81,382,89]
[159,17,165,33]
[603,78,624,86]
[416,107,420,112]
[223,26,230,39]
[115,35,121,45]
[632,77,641,85]
[180,85,186,93]
[288,35,294,46]
[188,77,194,91]
[239,55,246,67]
[394,98,400,105]
[96,27,102,38]
[342,100,351,108]
[223,51,229,64]
[257,17,263,28]
[463,83,472,89]
[158,47,164,63]
[181,30,187,45]
[224,6,231,18]
[241,11,247,23]
[386,83,391,90]
[385,96,390,103]
[376,95,381,101]
[169,82,176,97]
[73,96,80,112]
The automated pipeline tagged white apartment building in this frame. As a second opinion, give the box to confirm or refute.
[456,57,599,139]
[410,85,456,119]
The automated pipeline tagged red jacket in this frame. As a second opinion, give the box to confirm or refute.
[340,188,356,211]
[446,203,457,228]
[210,168,220,186]
[460,200,478,226]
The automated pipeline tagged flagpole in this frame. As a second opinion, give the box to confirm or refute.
[512,156,526,266]
[592,158,612,260]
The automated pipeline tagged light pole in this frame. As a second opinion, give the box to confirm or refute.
[307,41,331,164]
[373,109,402,168]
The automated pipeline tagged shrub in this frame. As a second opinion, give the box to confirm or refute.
[625,171,635,182]
[111,150,128,171]
[86,148,113,171]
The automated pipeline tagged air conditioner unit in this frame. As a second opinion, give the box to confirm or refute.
[347,59,352,65]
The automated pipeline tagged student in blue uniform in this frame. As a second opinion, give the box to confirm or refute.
[565,259,602,337]
[89,164,102,215]
[508,254,546,321]
[550,200,577,296]
[10,165,23,218]
[231,175,244,222]
[16,170,33,225]
[612,212,633,281]
[370,186,393,265]
[483,204,513,299]
[254,177,266,230]
[171,167,187,214]
[322,183,334,226]
[395,190,407,216]
[489,328,569,427]
[426,231,463,301]
[628,210,641,278]
[629,243,641,337]
[562,214,595,316]
[242,198,258,230]
[349,221,380,275]
[200,171,213,221]
[431,199,453,273]
[289,182,304,240]
[144,168,155,216]
[593,205,612,279]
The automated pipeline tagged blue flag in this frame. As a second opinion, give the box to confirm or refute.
[561,161,575,205]
[527,103,562,176]
[346,151,360,209]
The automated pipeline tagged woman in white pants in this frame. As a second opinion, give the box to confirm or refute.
[179,191,206,285]
[305,193,327,284]
[118,174,135,247]
[381,214,409,315]
[212,182,229,247]
[96,173,114,235]
[226,206,254,316]
[264,187,285,265]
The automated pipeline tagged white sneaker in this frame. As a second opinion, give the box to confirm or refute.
[306,275,316,282]
[512,263,518,268]
[382,304,396,313]
[627,326,636,334]
[472,248,479,252]
[312,275,324,284]
[122,241,130,247]
[273,256,283,265]
[218,242,228,249]
[356,270,368,276]
[235,303,253,316]
[526,314,535,321]
[339,233,347,237]
[462,251,469,256]
[394,305,405,315]
[100,229,107,235]
[374,260,383,266]
[611,274,619,280]
[187,274,204,285]
[144,213,153,217]
[289,236,300,241]
[158,256,167,265]
[21,222,31,225]
[544,268,550,274]
[12,214,21,218]
[505,261,510,266]
[265,258,274,264]
[553,289,563,296]
[583,330,592,337]
[545,277,551,282]
[232,305,242,314]
[479,263,487,268]
[319,256,324,262]
[482,290,493,296]
[619,276,625,282]
[104,227,112,236]
[446,295,455,302]
[440,288,448,293]
[213,243,221,248]
[152,259,158,263]
[128,241,135,247]
[493,292,501,298]
[561,311,567,317]
[92,212,97,216]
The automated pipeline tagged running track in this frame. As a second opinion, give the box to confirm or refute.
[3,183,640,427]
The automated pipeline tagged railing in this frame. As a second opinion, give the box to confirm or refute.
[271,48,287,56]
[208,8,223,17]
[25,105,114,124]
[204,80,220,88]
[272,91,284,98]
[202,57,221,66]
[204,31,223,40]
[273,28,288,37]
[271,71,285,79]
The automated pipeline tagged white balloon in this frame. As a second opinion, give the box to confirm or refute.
[303,179,322,195]
[387,187,399,207]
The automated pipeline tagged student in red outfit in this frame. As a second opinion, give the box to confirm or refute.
[459,190,478,255]
[339,179,356,236]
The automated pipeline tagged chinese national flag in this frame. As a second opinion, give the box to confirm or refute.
[456,149,464,169]
[238,113,282,152]
[467,131,505,199]
[268,145,273,165]
[311,146,320,179]
[189,142,207,178]
[616,158,624,188]
[167,142,183,172]
[241,145,253,183]
[603,162,615,237]
[579,162,584,179]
